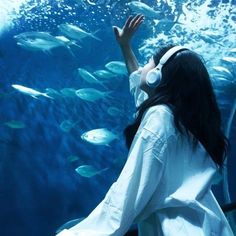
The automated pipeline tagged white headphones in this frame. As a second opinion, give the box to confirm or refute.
[146,46,189,88]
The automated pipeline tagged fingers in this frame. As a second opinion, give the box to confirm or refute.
[124,16,133,29]
[113,26,119,37]
[133,15,144,29]
[129,14,144,28]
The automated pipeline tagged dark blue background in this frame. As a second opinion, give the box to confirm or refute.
[0,0,235,235]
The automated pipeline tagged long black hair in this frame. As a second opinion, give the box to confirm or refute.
[124,45,230,168]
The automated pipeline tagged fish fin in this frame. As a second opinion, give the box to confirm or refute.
[111,127,121,140]
[31,95,39,99]
[100,82,109,90]
[66,45,76,58]
[43,93,54,99]
[102,167,109,172]
[43,50,52,56]
[69,41,82,48]
[105,144,111,147]
[91,34,102,41]
[93,29,100,34]
[91,30,102,41]
[104,91,114,99]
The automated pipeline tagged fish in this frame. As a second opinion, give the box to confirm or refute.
[127,1,161,19]
[77,68,108,89]
[55,35,80,48]
[75,88,112,102]
[107,106,122,116]
[75,164,109,177]
[14,31,75,54]
[81,128,119,146]
[55,35,81,55]
[60,88,77,97]
[105,61,128,75]
[221,57,236,63]
[56,218,85,234]
[198,34,224,46]
[58,23,101,41]
[93,69,117,79]
[45,88,62,99]
[4,120,25,129]
[12,84,53,99]
[59,120,79,132]
[229,48,236,53]
[67,155,79,162]
[212,66,233,77]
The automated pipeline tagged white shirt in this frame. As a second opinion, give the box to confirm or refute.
[56,69,234,236]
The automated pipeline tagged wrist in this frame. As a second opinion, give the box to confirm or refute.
[119,42,131,49]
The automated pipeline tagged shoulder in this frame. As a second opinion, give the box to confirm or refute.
[140,104,176,139]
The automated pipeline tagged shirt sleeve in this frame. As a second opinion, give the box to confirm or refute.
[56,128,167,236]
[129,68,148,108]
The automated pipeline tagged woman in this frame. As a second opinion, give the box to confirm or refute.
[56,15,234,236]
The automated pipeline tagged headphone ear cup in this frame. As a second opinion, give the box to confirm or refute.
[146,69,161,88]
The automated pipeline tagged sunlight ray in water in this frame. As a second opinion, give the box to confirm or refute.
[0,0,31,35]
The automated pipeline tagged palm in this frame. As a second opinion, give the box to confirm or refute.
[113,14,144,45]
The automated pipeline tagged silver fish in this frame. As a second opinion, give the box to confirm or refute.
[75,165,108,178]
[4,120,25,129]
[229,48,236,53]
[67,155,79,163]
[59,120,79,132]
[105,61,127,75]
[212,66,233,77]
[12,84,53,99]
[75,88,112,102]
[60,88,77,97]
[93,69,117,79]
[222,57,236,63]
[107,106,122,116]
[127,1,161,19]
[58,23,101,41]
[45,88,62,99]
[81,128,119,146]
[77,68,107,89]
[14,31,74,54]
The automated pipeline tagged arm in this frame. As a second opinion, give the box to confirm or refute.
[113,15,148,107]
[113,15,144,75]
[120,43,138,75]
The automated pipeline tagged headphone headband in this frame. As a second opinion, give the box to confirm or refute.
[146,45,189,88]
[158,45,189,70]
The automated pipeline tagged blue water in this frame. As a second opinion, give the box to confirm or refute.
[0,0,235,235]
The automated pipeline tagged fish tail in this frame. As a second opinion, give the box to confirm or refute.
[91,31,102,41]
[91,35,102,41]
[69,41,81,48]
[43,93,54,99]
[100,82,109,90]
[104,91,114,99]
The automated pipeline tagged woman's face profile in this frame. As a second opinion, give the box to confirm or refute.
[139,57,156,96]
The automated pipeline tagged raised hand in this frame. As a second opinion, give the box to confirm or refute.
[113,14,144,46]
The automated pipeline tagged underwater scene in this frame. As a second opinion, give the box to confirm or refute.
[0,0,236,235]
